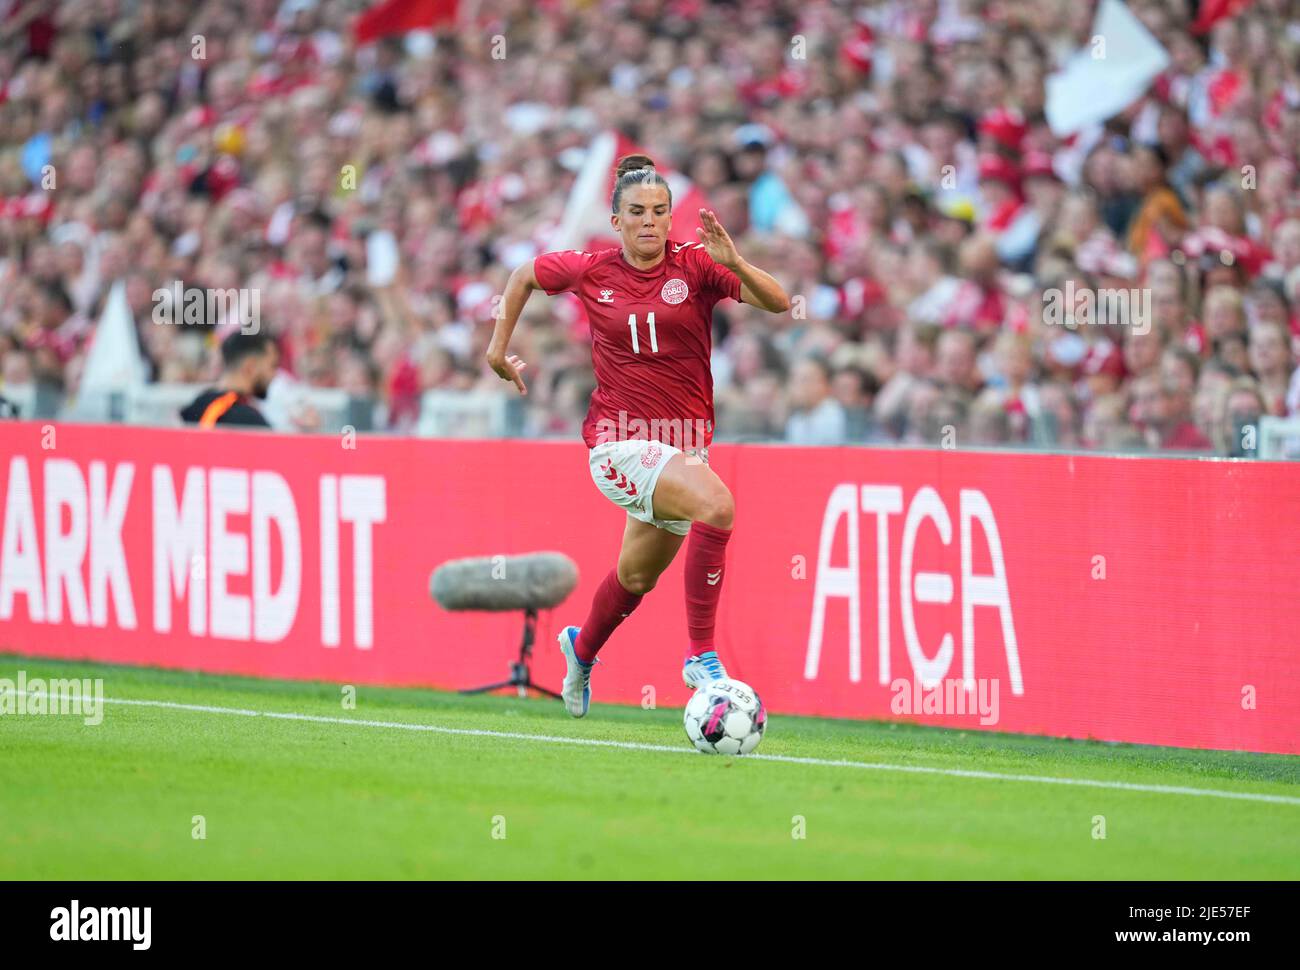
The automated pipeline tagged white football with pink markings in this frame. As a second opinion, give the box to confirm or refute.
[683,678,767,755]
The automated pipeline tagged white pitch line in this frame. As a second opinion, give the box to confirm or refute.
[9,690,1300,807]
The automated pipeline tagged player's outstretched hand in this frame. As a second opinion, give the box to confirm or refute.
[696,209,741,269]
[487,351,528,395]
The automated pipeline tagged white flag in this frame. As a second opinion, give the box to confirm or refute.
[1045,0,1170,138]
[80,279,147,391]
[550,131,620,252]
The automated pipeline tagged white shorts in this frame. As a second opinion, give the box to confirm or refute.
[588,439,709,537]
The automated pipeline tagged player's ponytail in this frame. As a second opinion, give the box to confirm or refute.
[612,153,672,213]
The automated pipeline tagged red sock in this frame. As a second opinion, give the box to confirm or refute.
[684,521,732,657]
[574,569,643,663]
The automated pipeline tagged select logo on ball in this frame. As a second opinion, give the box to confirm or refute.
[683,677,767,755]
[661,278,689,305]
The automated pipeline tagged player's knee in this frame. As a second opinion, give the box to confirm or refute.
[694,486,734,529]
[617,567,658,596]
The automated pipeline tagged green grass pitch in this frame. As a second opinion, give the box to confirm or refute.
[1,655,1297,880]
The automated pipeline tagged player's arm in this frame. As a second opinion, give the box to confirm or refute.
[734,259,790,313]
[485,258,538,395]
[696,209,791,314]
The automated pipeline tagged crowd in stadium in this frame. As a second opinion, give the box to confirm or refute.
[1,0,1298,454]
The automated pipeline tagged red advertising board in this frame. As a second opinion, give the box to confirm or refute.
[1,421,1297,754]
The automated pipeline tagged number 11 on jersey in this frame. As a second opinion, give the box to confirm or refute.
[628,312,658,354]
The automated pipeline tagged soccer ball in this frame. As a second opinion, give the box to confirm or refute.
[683,678,767,755]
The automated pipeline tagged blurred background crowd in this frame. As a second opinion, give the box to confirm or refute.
[1,0,1299,454]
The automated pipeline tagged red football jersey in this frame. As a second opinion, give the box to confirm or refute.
[534,243,742,450]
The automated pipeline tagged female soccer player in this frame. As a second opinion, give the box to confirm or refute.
[486,154,790,717]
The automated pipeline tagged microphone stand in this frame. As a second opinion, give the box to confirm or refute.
[459,607,562,700]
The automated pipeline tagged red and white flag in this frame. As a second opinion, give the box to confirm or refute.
[1192,0,1254,35]
[550,131,711,253]
[354,0,458,45]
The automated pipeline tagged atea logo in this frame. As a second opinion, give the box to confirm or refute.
[804,485,1023,695]
[50,900,151,950]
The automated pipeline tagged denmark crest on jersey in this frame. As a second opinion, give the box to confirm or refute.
[660,278,689,305]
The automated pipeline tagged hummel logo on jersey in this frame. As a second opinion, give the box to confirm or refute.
[706,568,723,586]
[598,289,615,303]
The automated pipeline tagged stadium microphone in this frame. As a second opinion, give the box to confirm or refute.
[430,552,578,613]
[429,552,578,701]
